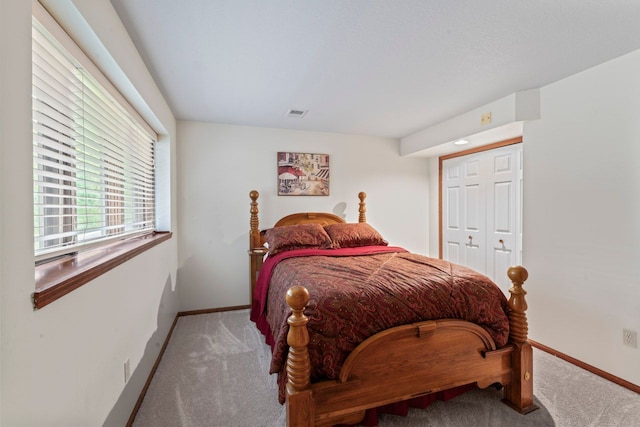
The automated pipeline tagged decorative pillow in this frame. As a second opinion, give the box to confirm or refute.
[324,223,388,249]
[265,223,333,255]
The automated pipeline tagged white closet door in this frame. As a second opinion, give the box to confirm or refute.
[486,146,519,293]
[442,161,464,264]
[442,153,487,276]
[517,147,524,267]
[441,143,522,294]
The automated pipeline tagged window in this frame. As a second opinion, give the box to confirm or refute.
[32,5,156,262]
[31,2,170,309]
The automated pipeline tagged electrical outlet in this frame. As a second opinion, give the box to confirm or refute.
[124,358,131,383]
[481,112,492,125]
[623,329,637,348]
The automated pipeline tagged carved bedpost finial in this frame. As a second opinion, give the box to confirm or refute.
[286,286,311,393]
[507,266,530,344]
[250,190,260,248]
[358,192,367,223]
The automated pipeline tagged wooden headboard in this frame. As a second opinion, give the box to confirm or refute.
[274,212,345,228]
[247,190,368,303]
[249,190,368,250]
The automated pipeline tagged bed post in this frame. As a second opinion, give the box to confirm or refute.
[286,286,314,427]
[358,192,367,223]
[249,190,260,249]
[249,190,265,304]
[503,266,538,414]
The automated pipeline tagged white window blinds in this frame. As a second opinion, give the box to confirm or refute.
[32,7,156,261]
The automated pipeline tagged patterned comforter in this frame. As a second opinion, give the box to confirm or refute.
[249,246,510,403]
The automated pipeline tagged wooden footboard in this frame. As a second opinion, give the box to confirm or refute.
[285,266,537,426]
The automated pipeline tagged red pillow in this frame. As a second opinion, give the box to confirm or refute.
[324,223,388,249]
[265,223,333,255]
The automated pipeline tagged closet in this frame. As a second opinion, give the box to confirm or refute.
[440,140,522,293]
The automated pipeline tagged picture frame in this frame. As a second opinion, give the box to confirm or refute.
[277,152,330,196]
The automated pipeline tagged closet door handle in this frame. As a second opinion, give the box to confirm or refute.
[498,239,507,250]
[466,235,478,248]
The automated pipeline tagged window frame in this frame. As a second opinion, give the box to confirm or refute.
[31,1,170,309]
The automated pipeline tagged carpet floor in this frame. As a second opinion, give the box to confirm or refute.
[131,309,640,427]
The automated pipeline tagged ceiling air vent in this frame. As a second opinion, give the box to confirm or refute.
[285,109,308,118]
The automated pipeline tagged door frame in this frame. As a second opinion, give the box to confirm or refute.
[438,136,523,259]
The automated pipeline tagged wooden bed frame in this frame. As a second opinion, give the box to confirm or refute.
[249,190,537,426]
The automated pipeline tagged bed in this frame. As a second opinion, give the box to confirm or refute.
[248,190,537,426]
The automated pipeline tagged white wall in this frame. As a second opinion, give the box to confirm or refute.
[427,156,440,256]
[0,0,30,421]
[523,49,640,387]
[421,48,640,388]
[0,1,178,426]
[177,121,430,310]
[401,90,538,156]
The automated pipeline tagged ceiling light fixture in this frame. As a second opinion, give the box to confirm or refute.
[454,139,470,145]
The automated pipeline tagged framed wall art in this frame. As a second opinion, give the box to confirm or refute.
[277,152,330,196]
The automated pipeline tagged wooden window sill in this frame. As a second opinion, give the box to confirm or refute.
[33,231,173,309]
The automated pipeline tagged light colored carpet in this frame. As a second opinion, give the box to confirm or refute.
[131,309,640,427]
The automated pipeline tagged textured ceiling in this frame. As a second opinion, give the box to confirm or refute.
[111,0,640,139]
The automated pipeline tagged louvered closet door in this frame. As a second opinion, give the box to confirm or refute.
[442,153,487,276]
[442,143,522,294]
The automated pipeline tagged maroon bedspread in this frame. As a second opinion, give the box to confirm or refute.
[250,246,510,403]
